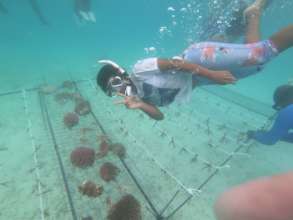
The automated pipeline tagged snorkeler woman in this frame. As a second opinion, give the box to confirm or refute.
[96,0,293,121]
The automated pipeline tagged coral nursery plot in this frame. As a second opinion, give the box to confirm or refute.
[0,79,291,220]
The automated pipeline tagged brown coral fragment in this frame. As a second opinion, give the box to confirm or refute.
[70,147,95,168]
[78,180,103,198]
[100,162,120,182]
[107,194,142,220]
[75,99,91,116]
[63,112,79,128]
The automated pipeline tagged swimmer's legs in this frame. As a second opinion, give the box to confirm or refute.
[78,10,96,23]
[243,0,267,43]
[270,25,293,53]
[88,11,96,23]
[79,11,90,21]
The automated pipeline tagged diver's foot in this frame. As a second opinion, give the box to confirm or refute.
[254,0,267,9]
[79,11,90,21]
[88,12,96,23]
[243,0,267,20]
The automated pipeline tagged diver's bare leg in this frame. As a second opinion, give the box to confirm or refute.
[243,0,267,43]
[244,9,261,43]
[270,25,293,53]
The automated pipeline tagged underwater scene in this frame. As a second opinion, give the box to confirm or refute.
[0,0,293,220]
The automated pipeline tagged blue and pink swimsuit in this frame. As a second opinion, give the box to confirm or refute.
[183,40,279,84]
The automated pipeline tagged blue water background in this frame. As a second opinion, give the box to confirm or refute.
[0,0,292,103]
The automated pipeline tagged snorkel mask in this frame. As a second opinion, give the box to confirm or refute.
[106,76,124,97]
[98,60,132,97]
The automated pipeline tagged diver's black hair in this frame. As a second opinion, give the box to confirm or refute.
[96,64,126,93]
[273,84,293,109]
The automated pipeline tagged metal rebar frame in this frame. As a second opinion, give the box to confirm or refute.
[22,89,46,220]
[0,78,273,220]
[38,91,78,220]
[72,79,161,218]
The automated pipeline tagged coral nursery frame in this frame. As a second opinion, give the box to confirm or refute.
[0,78,274,220]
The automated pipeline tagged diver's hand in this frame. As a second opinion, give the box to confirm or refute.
[114,94,142,109]
[209,70,236,84]
[115,93,164,120]
[124,96,142,109]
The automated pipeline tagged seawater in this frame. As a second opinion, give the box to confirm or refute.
[0,0,292,220]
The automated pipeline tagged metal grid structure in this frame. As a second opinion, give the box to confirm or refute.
[0,79,275,220]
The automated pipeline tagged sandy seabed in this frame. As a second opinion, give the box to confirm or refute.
[0,78,292,220]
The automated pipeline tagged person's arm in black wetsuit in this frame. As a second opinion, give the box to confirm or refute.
[250,106,293,145]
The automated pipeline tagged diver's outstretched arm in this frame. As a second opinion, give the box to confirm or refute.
[137,101,164,121]
[28,0,49,25]
[115,94,164,121]
[0,2,8,14]
[157,58,236,85]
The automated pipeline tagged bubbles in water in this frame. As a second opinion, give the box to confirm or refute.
[167,6,176,12]
[144,46,157,55]
[142,0,292,59]
[148,47,156,52]
[180,7,187,12]
[159,26,168,33]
